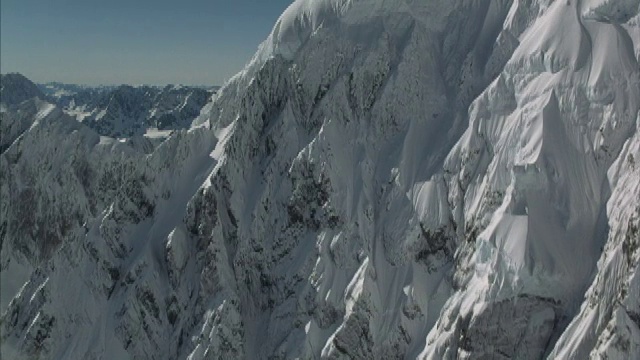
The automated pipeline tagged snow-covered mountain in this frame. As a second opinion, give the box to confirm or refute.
[38,82,108,101]
[39,82,217,137]
[1,0,639,359]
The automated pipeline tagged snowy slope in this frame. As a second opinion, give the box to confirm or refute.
[1,0,639,359]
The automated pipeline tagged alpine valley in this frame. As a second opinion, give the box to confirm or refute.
[1,0,639,359]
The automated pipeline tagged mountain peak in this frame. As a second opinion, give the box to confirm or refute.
[0,73,45,106]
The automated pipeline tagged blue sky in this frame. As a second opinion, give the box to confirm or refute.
[0,0,293,85]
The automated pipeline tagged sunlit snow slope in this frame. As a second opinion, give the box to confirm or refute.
[1,0,639,359]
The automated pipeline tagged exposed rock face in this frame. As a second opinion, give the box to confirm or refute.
[1,0,639,359]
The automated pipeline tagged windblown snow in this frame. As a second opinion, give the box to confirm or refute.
[1,0,639,359]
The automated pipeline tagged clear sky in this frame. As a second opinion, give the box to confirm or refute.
[0,0,294,86]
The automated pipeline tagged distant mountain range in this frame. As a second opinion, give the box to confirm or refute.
[35,81,219,137]
[39,82,219,100]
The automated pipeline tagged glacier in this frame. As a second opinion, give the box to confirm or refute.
[1,0,639,359]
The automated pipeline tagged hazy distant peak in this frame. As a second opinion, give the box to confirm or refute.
[0,73,45,106]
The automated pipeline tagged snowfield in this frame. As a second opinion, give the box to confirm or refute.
[1,0,639,359]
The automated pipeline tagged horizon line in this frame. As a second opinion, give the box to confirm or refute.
[1,72,221,89]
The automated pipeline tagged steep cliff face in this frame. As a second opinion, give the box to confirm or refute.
[1,0,639,359]
[424,0,640,358]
